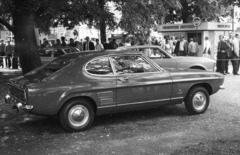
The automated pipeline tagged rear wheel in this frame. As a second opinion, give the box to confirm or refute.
[185,86,209,115]
[60,99,95,132]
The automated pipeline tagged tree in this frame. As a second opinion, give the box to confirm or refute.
[165,0,233,23]
[0,0,116,74]
[115,0,181,41]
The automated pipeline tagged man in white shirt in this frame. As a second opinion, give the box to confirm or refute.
[188,38,198,56]
[95,39,104,51]
[203,36,211,58]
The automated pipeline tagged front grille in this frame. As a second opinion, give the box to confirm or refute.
[8,84,26,102]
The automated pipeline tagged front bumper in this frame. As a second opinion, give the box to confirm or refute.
[5,94,33,112]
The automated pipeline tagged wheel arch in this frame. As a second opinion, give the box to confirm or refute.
[185,83,213,101]
[189,65,206,70]
[58,96,97,115]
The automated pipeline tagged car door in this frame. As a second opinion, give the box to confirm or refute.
[147,48,177,69]
[85,56,117,114]
[109,54,173,112]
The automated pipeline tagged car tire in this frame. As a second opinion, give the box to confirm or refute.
[60,99,95,132]
[185,86,209,115]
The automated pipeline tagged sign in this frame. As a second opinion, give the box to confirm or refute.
[192,17,202,27]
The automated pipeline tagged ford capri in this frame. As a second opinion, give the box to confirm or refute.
[5,50,224,132]
[117,45,216,71]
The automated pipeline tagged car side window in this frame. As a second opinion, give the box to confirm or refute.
[86,57,113,75]
[148,48,169,59]
[54,49,65,57]
[39,49,52,57]
[110,55,156,74]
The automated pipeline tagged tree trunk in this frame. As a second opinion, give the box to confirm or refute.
[100,20,107,43]
[99,0,107,43]
[181,0,189,23]
[12,1,41,74]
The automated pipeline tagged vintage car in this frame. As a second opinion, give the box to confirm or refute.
[117,45,216,71]
[5,50,224,132]
[39,46,80,64]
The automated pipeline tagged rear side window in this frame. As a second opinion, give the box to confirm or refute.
[86,57,113,75]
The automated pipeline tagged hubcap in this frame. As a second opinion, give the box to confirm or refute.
[68,105,89,127]
[192,92,207,111]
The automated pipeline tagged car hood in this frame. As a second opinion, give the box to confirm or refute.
[174,56,216,63]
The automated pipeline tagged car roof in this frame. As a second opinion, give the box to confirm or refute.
[117,45,164,50]
[42,46,78,50]
[61,49,144,58]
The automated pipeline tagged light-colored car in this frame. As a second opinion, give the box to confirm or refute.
[117,45,216,71]
[5,50,224,132]
[39,47,80,64]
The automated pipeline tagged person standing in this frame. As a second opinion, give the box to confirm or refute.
[111,39,119,49]
[103,38,112,49]
[55,39,61,47]
[61,37,67,46]
[216,35,231,74]
[203,36,211,58]
[0,40,5,67]
[83,36,95,51]
[164,38,173,54]
[174,35,188,56]
[237,34,240,73]
[188,38,198,56]
[4,41,14,68]
[225,33,234,74]
[231,34,240,75]
[68,38,75,47]
[95,39,104,51]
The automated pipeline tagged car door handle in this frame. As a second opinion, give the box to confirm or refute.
[118,77,128,82]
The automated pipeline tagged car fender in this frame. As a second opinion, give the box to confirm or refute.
[188,64,207,70]
[56,91,100,114]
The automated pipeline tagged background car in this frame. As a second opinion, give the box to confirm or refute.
[5,50,224,132]
[39,47,80,64]
[117,45,216,71]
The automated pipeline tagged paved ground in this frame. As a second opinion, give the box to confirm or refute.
[0,68,240,155]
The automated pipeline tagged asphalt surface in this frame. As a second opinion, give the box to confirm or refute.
[0,67,240,155]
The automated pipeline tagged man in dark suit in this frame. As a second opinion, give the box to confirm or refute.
[83,36,95,51]
[174,35,188,56]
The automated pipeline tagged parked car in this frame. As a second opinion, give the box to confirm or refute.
[39,47,80,64]
[117,45,216,71]
[5,50,224,132]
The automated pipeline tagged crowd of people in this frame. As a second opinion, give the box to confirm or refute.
[1,33,240,75]
[216,33,240,75]
[41,36,121,51]
[0,40,17,69]
[40,35,212,58]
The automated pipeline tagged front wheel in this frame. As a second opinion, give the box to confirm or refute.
[60,99,95,132]
[185,86,209,115]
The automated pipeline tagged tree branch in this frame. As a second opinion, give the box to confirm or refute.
[0,18,14,32]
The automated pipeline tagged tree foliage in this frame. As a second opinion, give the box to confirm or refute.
[165,0,236,23]
[0,0,116,74]
[0,0,238,73]
[115,0,181,37]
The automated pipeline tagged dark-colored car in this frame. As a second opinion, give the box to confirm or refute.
[117,45,216,71]
[5,50,224,132]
